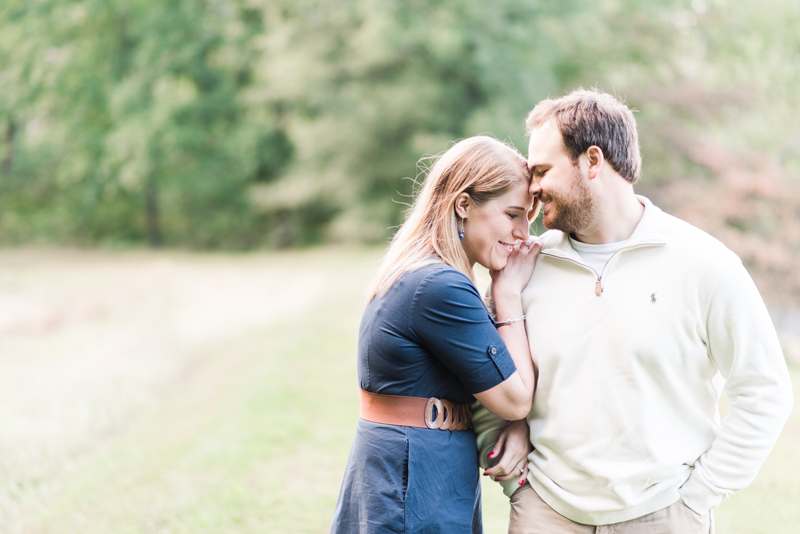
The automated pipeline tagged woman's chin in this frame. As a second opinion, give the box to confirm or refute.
[488,258,507,272]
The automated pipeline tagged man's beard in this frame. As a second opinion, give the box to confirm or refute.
[540,166,594,235]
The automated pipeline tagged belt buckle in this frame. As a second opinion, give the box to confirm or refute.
[424,397,469,430]
[424,397,445,429]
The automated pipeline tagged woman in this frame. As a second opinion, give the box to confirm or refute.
[330,136,541,533]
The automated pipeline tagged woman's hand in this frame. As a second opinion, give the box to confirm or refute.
[490,238,542,297]
[482,419,533,486]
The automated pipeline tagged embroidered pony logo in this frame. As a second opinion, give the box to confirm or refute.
[650,292,657,305]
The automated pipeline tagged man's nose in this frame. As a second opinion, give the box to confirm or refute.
[528,179,541,196]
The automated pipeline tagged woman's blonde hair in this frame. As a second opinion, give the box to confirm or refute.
[368,136,539,300]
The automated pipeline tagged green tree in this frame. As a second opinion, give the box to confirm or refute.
[1,0,799,286]
[0,0,294,247]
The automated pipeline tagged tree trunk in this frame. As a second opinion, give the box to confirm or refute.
[2,118,15,174]
[145,179,162,247]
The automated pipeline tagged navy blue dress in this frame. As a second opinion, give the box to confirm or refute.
[330,263,516,533]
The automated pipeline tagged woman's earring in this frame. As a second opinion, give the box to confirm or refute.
[458,219,465,240]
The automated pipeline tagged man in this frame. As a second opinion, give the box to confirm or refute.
[476,89,794,533]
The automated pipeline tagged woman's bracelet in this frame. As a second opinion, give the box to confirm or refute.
[494,315,526,328]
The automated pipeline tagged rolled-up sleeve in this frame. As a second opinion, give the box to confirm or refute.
[409,269,516,394]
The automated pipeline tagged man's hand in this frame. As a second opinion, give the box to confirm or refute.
[482,419,533,486]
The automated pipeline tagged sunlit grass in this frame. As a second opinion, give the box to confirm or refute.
[0,248,797,533]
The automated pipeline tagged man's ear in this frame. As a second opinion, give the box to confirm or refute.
[454,192,471,219]
[586,146,605,180]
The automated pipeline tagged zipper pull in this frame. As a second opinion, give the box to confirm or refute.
[595,280,603,296]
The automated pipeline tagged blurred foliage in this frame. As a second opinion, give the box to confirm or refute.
[1,0,799,299]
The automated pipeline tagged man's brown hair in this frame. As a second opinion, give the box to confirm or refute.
[526,88,641,184]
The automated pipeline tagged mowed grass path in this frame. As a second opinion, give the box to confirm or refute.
[0,248,797,533]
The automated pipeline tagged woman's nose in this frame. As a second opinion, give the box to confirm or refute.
[512,222,528,240]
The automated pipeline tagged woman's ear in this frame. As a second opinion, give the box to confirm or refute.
[454,192,471,219]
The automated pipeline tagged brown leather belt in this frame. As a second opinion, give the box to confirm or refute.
[359,389,472,431]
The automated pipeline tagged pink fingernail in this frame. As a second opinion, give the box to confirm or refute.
[519,478,525,485]
[487,452,495,458]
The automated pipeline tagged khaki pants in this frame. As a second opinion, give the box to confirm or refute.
[509,483,714,534]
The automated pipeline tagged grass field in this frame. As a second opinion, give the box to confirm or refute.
[0,247,797,533]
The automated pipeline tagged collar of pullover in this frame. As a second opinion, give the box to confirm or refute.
[540,195,668,263]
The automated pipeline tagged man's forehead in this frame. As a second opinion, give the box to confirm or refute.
[527,122,564,165]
